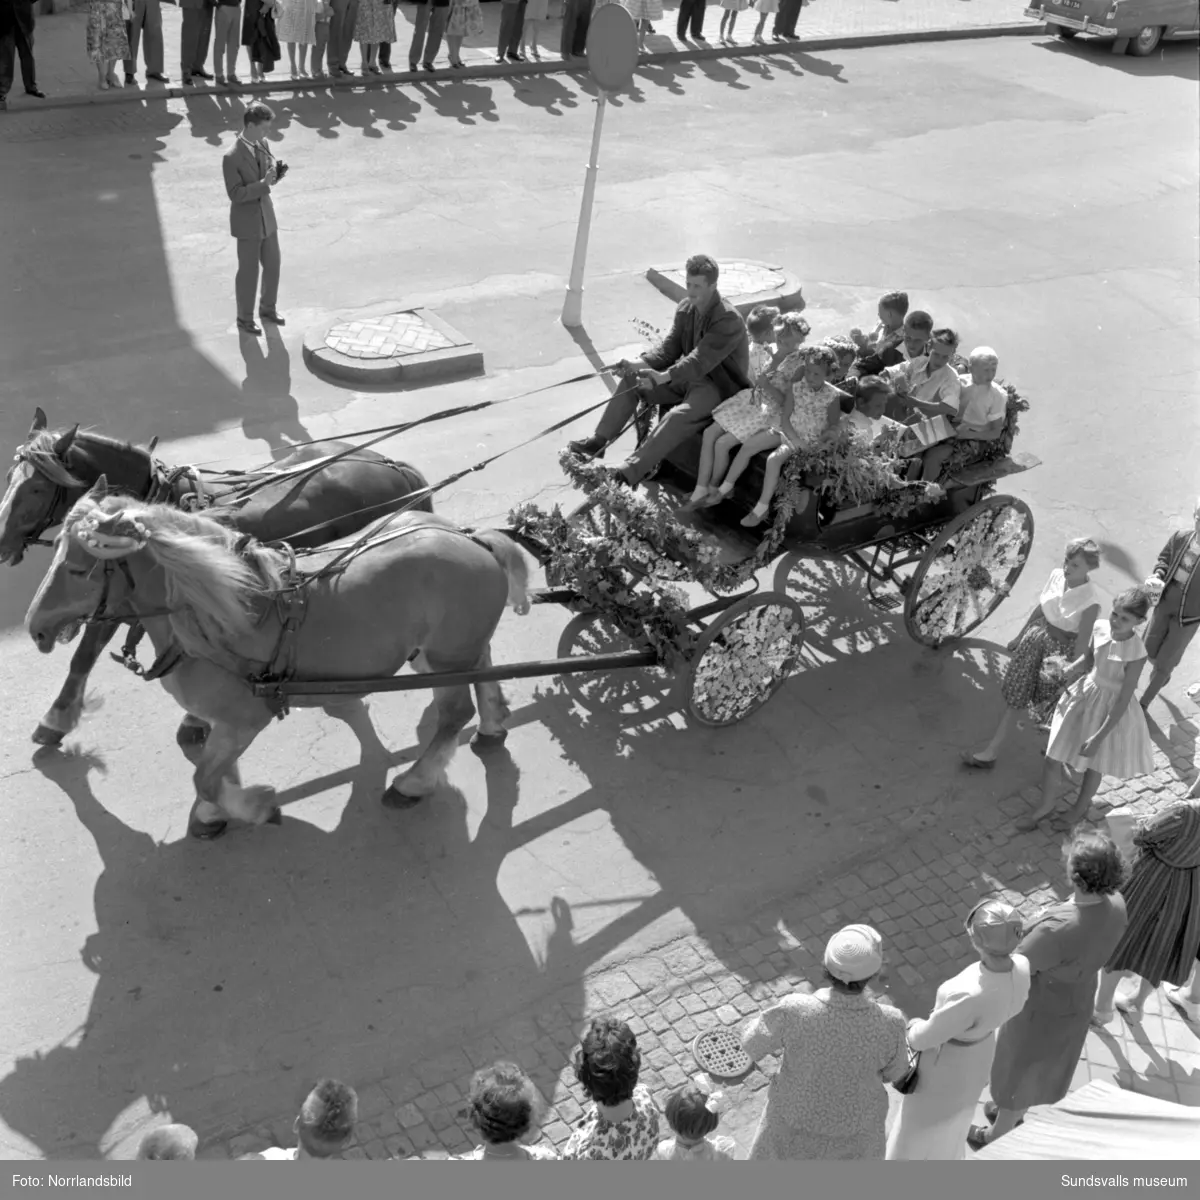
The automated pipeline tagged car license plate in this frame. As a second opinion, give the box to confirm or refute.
[1058,0,1081,8]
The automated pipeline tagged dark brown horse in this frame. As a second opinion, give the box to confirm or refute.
[0,408,433,748]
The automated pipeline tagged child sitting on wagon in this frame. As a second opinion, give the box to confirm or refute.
[690,341,847,529]
[912,346,1009,481]
[841,375,904,442]
[849,290,909,364]
[745,304,781,382]
[684,311,810,513]
[822,335,860,386]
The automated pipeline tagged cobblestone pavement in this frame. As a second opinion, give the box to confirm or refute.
[204,719,1200,1161]
[7,0,1040,113]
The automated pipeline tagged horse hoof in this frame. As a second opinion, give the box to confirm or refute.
[176,723,209,748]
[32,724,66,747]
[266,807,283,826]
[470,730,509,755]
[189,818,228,840]
[381,783,425,810]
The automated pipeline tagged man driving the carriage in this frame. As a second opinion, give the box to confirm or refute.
[567,254,753,487]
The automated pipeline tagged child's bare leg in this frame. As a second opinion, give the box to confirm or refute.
[742,445,792,527]
[689,423,727,501]
[1061,767,1103,824]
[1016,756,1068,830]
[709,433,741,490]
[718,430,781,496]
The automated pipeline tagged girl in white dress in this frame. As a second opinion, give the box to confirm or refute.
[751,0,778,43]
[718,0,749,42]
[1017,586,1156,832]
[886,900,1031,1160]
[651,1078,737,1160]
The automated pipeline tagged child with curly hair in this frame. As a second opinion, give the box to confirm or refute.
[455,1061,558,1160]
[1016,587,1156,832]
[651,1079,737,1160]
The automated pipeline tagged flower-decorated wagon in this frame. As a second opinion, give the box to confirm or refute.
[509,358,1040,728]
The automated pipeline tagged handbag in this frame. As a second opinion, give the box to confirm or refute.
[891,1045,921,1095]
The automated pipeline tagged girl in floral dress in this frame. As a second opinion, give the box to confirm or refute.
[718,0,749,42]
[87,0,131,90]
[354,0,395,72]
[651,1080,737,1160]
[446,0,484,68]
[1016,587,1156,832]
[277,0,318,75]
[684,310,807,514]
[560,1018,660,1160]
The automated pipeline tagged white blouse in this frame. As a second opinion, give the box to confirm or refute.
[1038,568,1103,632]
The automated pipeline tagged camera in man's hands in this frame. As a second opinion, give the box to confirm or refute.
[275,160,289,180]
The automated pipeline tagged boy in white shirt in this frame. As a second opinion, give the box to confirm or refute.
[241,1079,359,1160]
[917,345,1009,481]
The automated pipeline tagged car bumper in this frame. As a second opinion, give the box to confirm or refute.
[1023,5,1120,34]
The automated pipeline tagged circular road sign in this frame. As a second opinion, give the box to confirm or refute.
[586,3,640,92]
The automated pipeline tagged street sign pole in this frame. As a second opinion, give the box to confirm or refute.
[561,91,608,330]
[560,4,639,331]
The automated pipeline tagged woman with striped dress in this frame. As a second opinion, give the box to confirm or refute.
[1092,799,1200,1025]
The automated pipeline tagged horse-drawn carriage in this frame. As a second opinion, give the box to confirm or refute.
[6,348,1038,835]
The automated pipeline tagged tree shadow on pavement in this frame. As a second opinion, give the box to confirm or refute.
[0,714,578,1159]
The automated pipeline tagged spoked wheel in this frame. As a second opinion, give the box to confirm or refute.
[679,593,807,727]
[904,495,1034,648]
[556,612,676,722]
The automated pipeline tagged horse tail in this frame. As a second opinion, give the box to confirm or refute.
[471,530,532,616]
[388,460,435,513]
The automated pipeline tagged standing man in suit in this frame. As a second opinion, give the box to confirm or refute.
[0,0,46,110]
[223,102,287,336]
[1141,498,1200,709]
[179,0,215,85]
[124,0,168,84]
[567,254,751,488]
[327,0,359,76]
[559,0,590,60]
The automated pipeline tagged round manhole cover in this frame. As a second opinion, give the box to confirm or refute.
[324,312,456,360]
[692,1029,754,1082]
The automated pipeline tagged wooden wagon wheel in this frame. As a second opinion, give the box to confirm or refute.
[903,494,1035,648]
[677,592,807,727]
[555,612,676,722]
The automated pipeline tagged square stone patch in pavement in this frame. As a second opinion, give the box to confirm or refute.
[303,306,483,385]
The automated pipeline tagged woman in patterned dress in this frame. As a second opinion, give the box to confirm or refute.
[618,0,662,50]
[277,0,318,75]
[963,539,1105,771]
[354,0,395,73]
[451,1061,559,1160]
[445,0,484,68]
[1092,799,1200,1025]
[560,1017,661,1160]
[87,0,131,90]
[740,925,911,1159]
[718,0,748,42]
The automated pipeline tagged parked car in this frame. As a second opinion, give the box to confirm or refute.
[1024,0,1200,54]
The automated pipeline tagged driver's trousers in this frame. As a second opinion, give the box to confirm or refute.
[595,376,722,485]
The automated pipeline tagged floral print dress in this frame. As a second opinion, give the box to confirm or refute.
[712,349,804,443]
[87,0,131,62]
[560,1084,660,1160]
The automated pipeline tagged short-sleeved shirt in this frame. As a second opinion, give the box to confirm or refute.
[454,1143,558,1160]
[957,379,1008,428]
[884,357,962,415]
[748,341,775,383]
[651,1134,737,1161]
[560,1085,660,1160]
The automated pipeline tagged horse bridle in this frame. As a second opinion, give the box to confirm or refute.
[85,556,184,681]
[7,450,70,551]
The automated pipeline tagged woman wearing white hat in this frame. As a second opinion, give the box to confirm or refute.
[885,900,1030,1159]
[739,924,910,1159]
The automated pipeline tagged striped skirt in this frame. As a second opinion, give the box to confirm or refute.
[1106,801,1200,986]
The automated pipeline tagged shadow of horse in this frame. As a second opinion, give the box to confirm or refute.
[0,705,586,1159]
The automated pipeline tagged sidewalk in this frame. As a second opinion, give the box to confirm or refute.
[177,721,1199,1161]
[5,0,1042,112]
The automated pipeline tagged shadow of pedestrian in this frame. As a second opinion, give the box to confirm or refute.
[238,323,312,456]
[505,75,583,115]
[413,79,500,124]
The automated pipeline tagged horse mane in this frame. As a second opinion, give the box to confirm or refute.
[24,428,151,490]
[65,494,293,660]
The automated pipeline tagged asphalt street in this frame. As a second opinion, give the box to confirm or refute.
[0,35,1196,1157]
